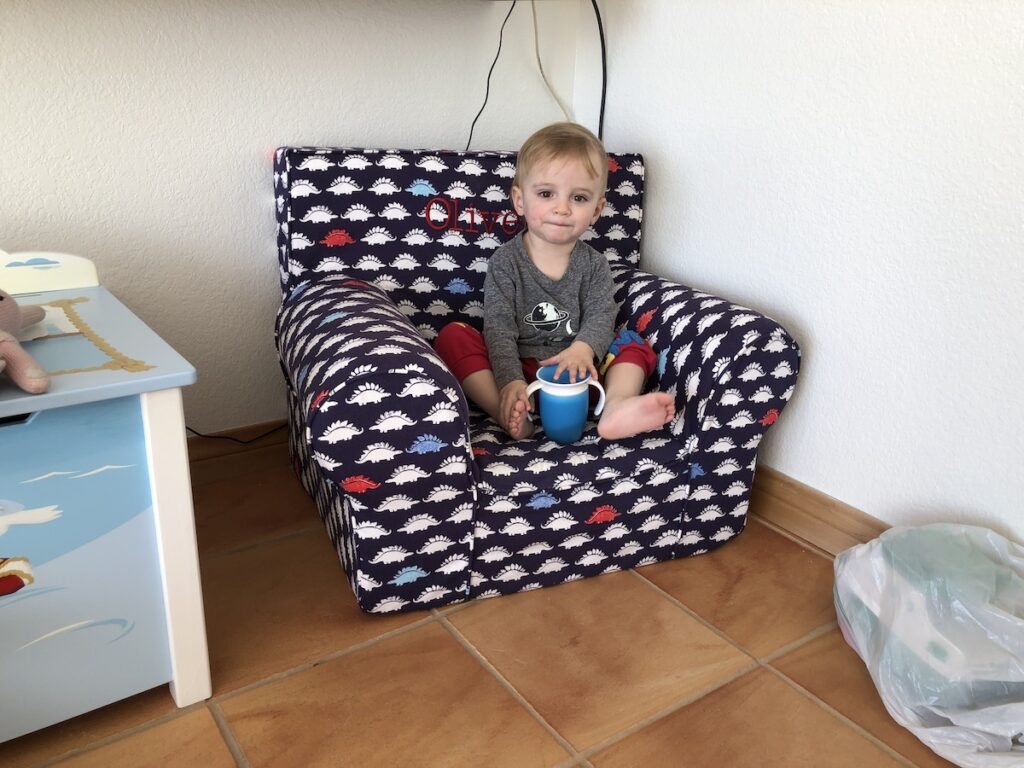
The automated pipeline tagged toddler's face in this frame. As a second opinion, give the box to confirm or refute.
[512,155,605,251]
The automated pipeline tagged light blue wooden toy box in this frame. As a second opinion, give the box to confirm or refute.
[0,252,210,742]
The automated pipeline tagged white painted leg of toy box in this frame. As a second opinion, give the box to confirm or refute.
[141,387,212,706]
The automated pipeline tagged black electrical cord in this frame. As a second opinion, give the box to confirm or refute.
[186,423,286,445]
[591,0,607,140]
[465,1,518,151]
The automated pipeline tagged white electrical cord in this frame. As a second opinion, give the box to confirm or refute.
[531,0,573,121]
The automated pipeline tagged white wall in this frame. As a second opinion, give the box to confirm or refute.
[594,1,1024,538]
[1,0,581,430]
[6,0,1022,539]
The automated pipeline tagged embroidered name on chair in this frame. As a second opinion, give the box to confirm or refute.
[423,196,522,237]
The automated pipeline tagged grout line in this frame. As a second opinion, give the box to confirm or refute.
[626,569,759,662]
[207,701,251,768]
[763,666,918,768]
[437,615,582,765]
[629,568,839,666]
[213,613,438,703]
[750,514,836,562]
[33,615,439,767]
[576,662,758,761]
[33,697,207,768]
[432,598,474,617]
[632,562,913,767]
[758,621,838,665]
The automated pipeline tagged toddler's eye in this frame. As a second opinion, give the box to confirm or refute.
[538,190,552,198]
[574,195,590,203]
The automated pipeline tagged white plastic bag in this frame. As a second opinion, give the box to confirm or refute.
[834,524,1024,767]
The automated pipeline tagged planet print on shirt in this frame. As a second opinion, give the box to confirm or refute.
[524,302,568,332]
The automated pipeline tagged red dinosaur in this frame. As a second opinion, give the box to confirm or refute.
[760,408,780,426]
[636,309,656,333]
[310,389,330,413]
[341,475,381,493]
[586,505,619,524]
[321,229,355,247]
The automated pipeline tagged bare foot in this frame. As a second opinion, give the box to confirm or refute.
[503,397,535,440]
[597,392,675,440]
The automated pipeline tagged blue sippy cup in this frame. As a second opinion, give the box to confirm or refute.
[525,365,606,445]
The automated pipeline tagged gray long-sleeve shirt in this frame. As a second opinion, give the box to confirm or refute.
[483,233,617,391]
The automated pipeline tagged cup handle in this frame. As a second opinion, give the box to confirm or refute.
[525,380,543,402]
[588,378,606,416]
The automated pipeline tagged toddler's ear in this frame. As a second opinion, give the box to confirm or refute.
[511,185,525,215]
[591,196,606,223]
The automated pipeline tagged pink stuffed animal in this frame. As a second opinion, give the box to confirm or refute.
[0,288,50,394]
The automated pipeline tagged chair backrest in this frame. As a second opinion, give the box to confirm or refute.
[274,147,645,339]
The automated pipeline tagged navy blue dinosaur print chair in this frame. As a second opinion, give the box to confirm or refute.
[273,146,800,613]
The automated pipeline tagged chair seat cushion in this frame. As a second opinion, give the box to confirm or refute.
[464,413,743,598]
[469,411,689,506]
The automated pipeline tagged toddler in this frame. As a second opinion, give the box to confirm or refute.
[435,122,674,440]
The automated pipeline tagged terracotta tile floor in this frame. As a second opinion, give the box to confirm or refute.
[1,442,955,768]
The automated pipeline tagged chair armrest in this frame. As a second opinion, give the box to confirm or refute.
[276,275,476,611]
[611,264,799,433]
[611,265,801,543]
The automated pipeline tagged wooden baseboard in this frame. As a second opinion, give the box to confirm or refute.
[186,419,288,463]
[750,465,888,556]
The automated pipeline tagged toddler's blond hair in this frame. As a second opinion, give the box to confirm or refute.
[513,122,608,194]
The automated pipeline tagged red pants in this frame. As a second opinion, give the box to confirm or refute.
[434,322,656,386]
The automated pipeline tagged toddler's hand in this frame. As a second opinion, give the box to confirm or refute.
[541,341,597,384]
